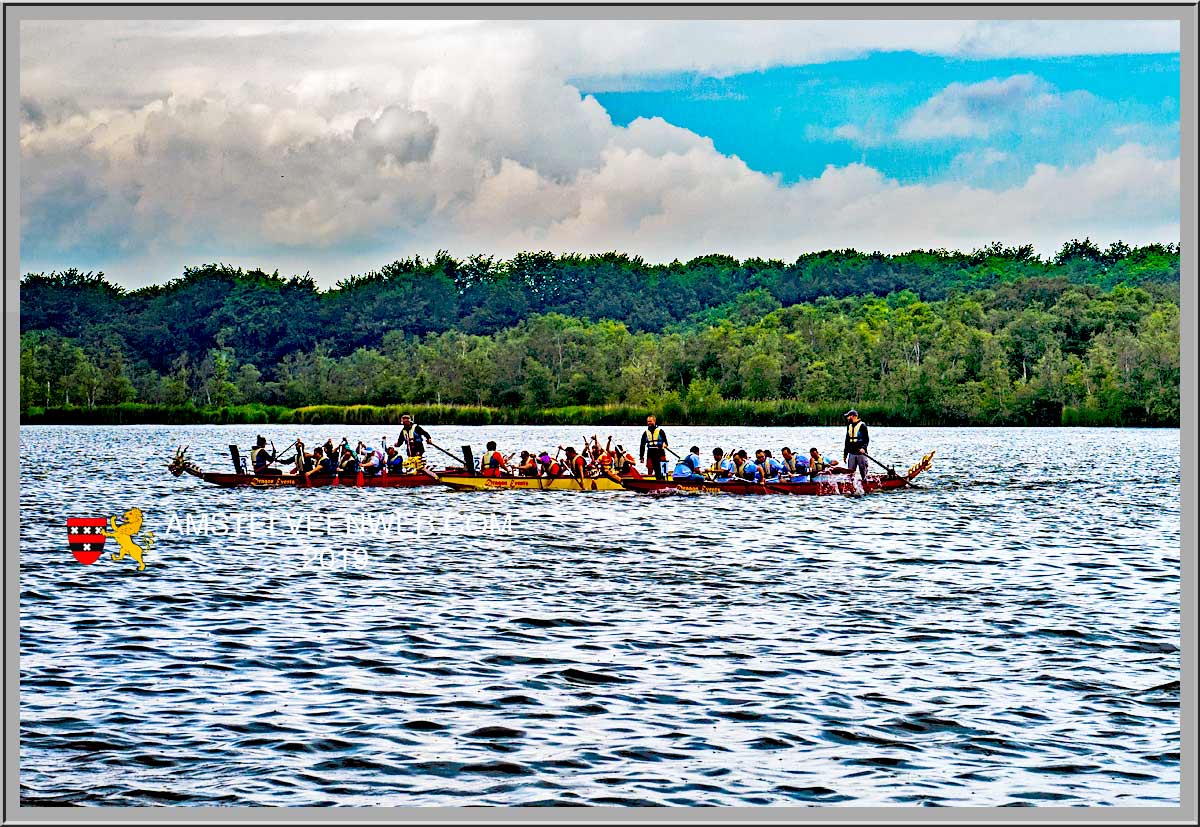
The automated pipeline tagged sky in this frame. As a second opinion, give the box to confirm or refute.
[18,19,1181,289]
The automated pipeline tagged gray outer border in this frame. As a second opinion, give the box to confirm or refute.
[5,3,1195,825]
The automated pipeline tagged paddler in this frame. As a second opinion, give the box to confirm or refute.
[516,450,539,477]
[251,435,281,476]
[357,441,383,477]
[384,444,406,474]
[307,446,336,478]
[707,448,735,480]
[754,449,779,483]
[396,414,432,458]
[596,450,620,482]
[336,444,359,475]
[672,446,704,480]
[561,446,587,478]
[537,451,564,477]
[808,447,838,476]
[732,449,759,482]
[779,447,804,478]
[480,441,509,477]
[289,440,312,475]
[843,409,870,483]
[612,444,641,477]
[639,415,669,480]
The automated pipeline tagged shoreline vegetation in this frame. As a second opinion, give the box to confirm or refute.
[21,241,1180,428]
[20,401,1171,428]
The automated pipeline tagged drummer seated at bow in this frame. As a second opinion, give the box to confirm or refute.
[672,446,705,480]
[250,435,282,476]
[480,441,510,477]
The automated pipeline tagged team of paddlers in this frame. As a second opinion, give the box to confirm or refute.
[247,409,876,485]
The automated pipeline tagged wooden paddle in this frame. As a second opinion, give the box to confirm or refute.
[426,439,468,467]
[862,451,919,488]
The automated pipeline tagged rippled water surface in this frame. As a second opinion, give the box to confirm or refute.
[20,425,1180,806]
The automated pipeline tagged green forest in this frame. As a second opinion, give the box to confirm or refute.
[20,239,1180,427]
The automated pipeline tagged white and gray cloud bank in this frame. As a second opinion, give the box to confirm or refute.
[19,19,1180,285]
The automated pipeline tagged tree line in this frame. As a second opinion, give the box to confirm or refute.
[20,240,1180,426]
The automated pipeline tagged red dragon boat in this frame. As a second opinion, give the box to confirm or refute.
[167,445,454,489]
[621,452,935,496]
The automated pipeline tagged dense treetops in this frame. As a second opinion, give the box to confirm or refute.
[20,241,1180,425]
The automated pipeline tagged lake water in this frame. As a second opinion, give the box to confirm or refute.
[19,425,1180,807]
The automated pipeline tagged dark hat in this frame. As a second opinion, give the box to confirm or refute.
[844,409,859,418]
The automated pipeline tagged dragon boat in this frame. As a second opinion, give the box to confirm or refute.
[167,445,453,489]
[622,452,935,495]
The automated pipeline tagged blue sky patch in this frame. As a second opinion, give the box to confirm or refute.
[581,52,1180,188]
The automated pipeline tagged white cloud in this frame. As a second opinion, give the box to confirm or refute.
[17,19,1181,285]
[896,74,1095,141]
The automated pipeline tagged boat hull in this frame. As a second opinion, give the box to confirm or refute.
[623,452,935,495]
[436,474,630,491]
[195,471,444,489]
[622,476,912,495]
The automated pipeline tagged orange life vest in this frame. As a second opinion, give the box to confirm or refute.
[481,450,505,477]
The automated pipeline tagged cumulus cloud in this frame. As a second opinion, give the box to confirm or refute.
[17,19,1181,285]
[897,74,1096,141]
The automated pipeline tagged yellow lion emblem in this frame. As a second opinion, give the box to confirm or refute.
[102,508,154,571]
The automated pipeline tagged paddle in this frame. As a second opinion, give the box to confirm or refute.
[427,439,468,467]
[274,439,302,467]
[862,451,919,488]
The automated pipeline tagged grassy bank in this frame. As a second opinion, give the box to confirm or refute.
[19,400,1178,427]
